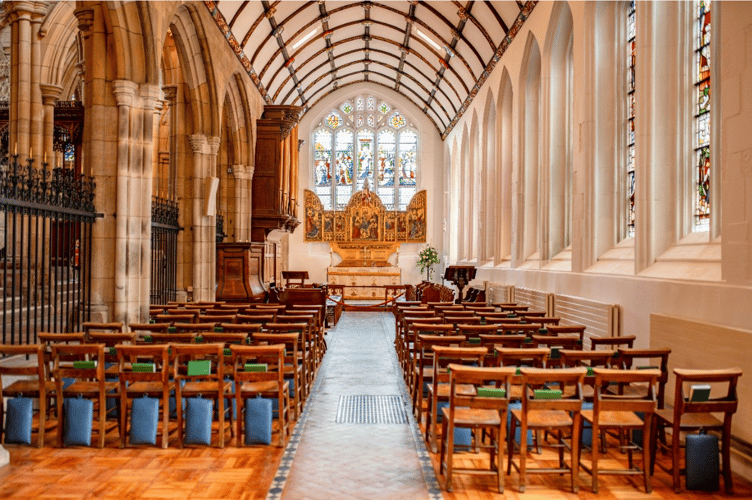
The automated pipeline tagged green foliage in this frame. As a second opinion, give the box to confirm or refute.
[416,245,440,280]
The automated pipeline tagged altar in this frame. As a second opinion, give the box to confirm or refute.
[327,266,401,300]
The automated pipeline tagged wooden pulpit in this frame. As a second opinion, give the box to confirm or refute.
[443,265,477,304]
[216,243,267,303]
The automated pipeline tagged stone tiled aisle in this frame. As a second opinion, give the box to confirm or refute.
[274,312,441,500]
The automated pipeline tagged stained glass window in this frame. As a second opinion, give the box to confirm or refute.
[356,129,374,191]
[314,128,333,209]
[694,0,711,230]
[325,111,341,129]
[626,0,636,238]
[312,96,417,212]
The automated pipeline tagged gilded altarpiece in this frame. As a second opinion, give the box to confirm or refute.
[304,188,427,299]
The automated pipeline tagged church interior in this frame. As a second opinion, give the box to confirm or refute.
[2,0,752,498]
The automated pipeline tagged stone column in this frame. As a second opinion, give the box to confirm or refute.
[189,134,209,301]
[29,3,45,159]
[247,165,255,242]
[232,165,247,241]
[207,136,220,298]
[162,85,178,199]
[139,85,160,320]
[39,83,62,162]
[7,2,34,159]
[112,79,138,323]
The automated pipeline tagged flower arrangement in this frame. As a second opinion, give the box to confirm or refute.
[416,244,441,281]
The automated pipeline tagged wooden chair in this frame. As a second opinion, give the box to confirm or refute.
[581,368,660,493]
[128,322,170,334]
[116,344,172,448]
[172,343,232,448]
[545,324,587,343]
[220,303,250,310]
[440,365,515,493]
[203,308,239,316]
[507,367,586,493]
[197,314,236,325]
[425,345,486,452]
[231,344,290,447]
[498,323,542,337]
[493,347,549,401]
[517,310,547,318]
[220,323,262,336]
[652,367,743,494]
[166,309,200,320]
[499,304,529,313]
[237,313,275,325]
[590,334,636,351]
[264,322,311,400]
[479,334,528,349]
[173,322,216,333]
[463,305,495,314]
[401,315,440,374]
[251,332,303,420]
[531,335,582,367]
[0,344,53,447]
[52,343,119,448]
[277,313,319,373]
[443,316,481,327]
[82,322,124,337]
[411,331,466,422]
[145,332,197,344]
[524,316,561,327]
[559,350,615,400]
[616,348,671,408]
[86,332,137,374]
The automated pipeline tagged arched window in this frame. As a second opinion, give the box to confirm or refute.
[694,0,711,231]
[312,95,418,211]
[626,0,636,238]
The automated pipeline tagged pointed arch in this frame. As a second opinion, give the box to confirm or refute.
[497,67,514,264]
[482,91,497,264]
[469,111,480,262]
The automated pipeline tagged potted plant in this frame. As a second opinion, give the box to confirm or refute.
[416,244,441,282]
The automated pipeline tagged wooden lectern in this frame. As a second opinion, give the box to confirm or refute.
[282,270,309,288]
[443,265,477,304]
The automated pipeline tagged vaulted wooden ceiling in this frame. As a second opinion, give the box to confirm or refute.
[205,1,536,138]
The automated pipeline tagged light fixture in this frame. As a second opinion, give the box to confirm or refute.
[415,27,442,52]
[292,27,318,49]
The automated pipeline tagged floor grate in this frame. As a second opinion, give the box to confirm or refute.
[335,395,408,424]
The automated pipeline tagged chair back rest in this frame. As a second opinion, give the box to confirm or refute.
[203,308,239,316]
[482,312,521,321]
[672,368,742,418]
[481,334,527,349]
[221,303,250,310]
[199,332,249,346]
[147,332,197,344]
[444,316,481,326]
[447,364,515,411]
[413,323,456,336]
[590,335,636,350]
[531,335,582,351]
[545,325,586,342]
[197,314,236,325]
[237,313,275,324]
[432,346,487,383]
[520,367,586,412]
[116,344,170,384]
[457,324,499,338]
[172,343,225,382]
[86,332,137,346]
[231,344,285,385]
[559,349,614,368]
[432,304,464,313]
[500,305,528,312]
[592,368,660,414]
[166,309,200,319]
[441,311,476,319]
[38,332,86,345]
[251,332,299,366]
[518,311,547,318]
[219,323,262,334]
[495,347,549,368]
[499,323,542,335]
[0,344,46,391]
[525,316,561,326]
[464,306,495,313]
[157,313,196,324]
[174,322,216,333]
[52,343,106,387]
[129,322,170,333]
[82,322,124,334]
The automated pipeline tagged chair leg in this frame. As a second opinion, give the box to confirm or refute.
[671,424,682,493]
[571,414,581,494]
[507,415,516,476]
[176,391,184,449]
[56,392,64,448]
[119,391,127,449]
[722,420,734,494]
[278,392,286,447]
[218,394,225,449]
[445,423,455,492]
[643,417,652,493]
[439,418,447,477]
[236,394,244,448]
[162,389,170,449]
[519,419,528,493]
[497,421,505,494]
[37,393,47,448]
[98,393,106,449]
[591,420,600,493]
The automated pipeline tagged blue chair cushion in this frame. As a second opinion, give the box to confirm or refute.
[64,396,93,446]
[436,402,472,447]
[184,397,213,445]
[129,396,159,445]
[686,432,720,491]
[581,402,593,447]
[5,397,33,445]
[245,397,272,445]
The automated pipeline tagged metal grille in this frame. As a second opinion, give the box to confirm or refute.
[0,156,98,344]
[150,196,180,305]
[335,395,407,424]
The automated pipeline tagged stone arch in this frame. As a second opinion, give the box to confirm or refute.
[469,109,480,262]
[497,67,514,263]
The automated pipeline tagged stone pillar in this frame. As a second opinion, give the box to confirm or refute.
[207,136,220,299]
[139,85,160,320]
[111,79,138,323]
[29,3,44,159]
[162,85,178,199]
[39,83,62,162]
[7,2,35,159]
[232,165,247,241]
[189,134,209,301]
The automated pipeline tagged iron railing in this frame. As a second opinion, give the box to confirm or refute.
[150,196,180,305]
[0,155,98,344]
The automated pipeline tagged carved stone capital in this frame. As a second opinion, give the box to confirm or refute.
[139,84,161,111]
[112,79,138,108]
[189,134,207,154]
[231,165,247,179]
[39,83,63,106]
[73,6,95,38]
[162,85,178,103]
[248,166,255,180]
[207,136,221,156]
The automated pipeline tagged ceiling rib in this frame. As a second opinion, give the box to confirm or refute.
[205,0,538,139]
